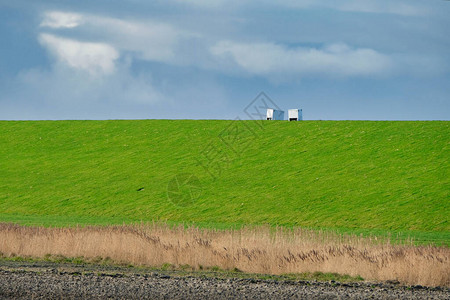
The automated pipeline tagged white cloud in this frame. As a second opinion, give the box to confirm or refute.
[0,59,230,120]
[211,41,392,77]
[10,62,166,109]
[40,11,84,28]
[87,16,182,63]
[277,0,428,16]
[38,33,119,75]
[172,0,230,8]
[37,9,442,82]
[40,11,189,64]
[337,1,427,16]
[173,0,428,16]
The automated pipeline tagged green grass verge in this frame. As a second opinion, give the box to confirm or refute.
[0,120,448,243]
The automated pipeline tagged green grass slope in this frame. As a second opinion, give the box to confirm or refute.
[0,120,448,242]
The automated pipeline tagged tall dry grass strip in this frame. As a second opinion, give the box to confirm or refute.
[0,223,448,287]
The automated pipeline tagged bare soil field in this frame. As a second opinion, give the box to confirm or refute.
[0,260,448,299]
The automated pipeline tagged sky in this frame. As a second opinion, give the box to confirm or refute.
[0,0,449,120]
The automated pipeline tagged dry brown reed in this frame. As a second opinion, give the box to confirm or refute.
[0,223,448,287]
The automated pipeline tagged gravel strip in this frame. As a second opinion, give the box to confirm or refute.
[0,262,448,299]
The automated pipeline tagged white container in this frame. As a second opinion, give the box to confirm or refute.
[266,108,284,120]
[288,109,302,121]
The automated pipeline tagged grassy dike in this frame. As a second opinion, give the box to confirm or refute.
[0,120,448,243]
